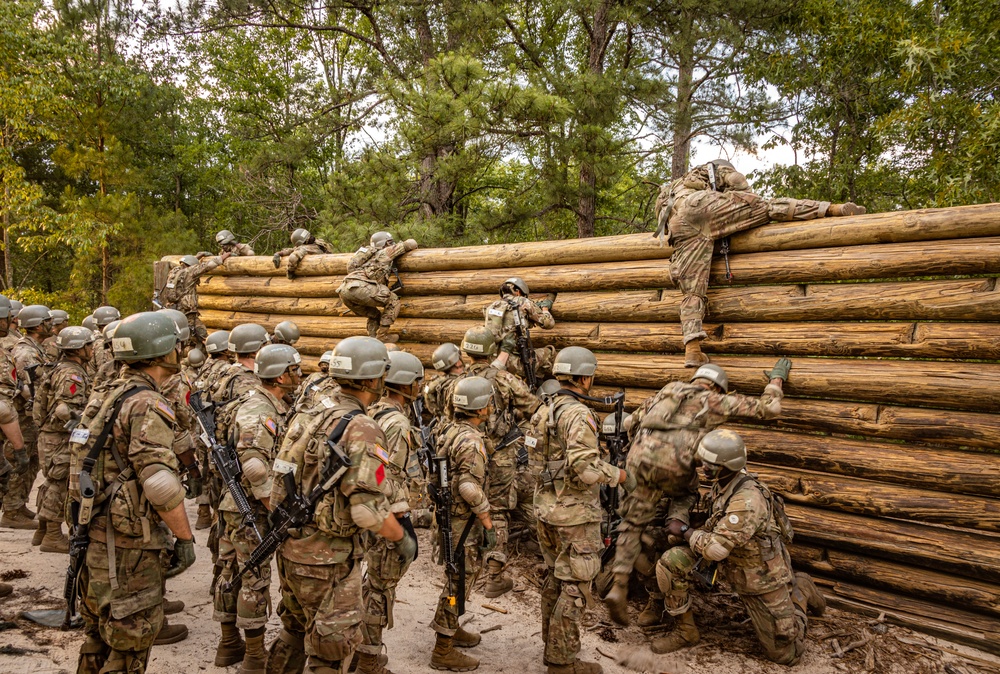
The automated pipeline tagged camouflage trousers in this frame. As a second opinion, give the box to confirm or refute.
[668,191,830,343]
[432,515,485,636]
[37,431,70,523]
[656,544,807,665]
[537,520,603,666]
[214,509,271,629]
[275,552,364,672]
[3,419,38,512]
[194,442,212,508]
[507,345,556,384]
[185,312,209,349]
[611,437,699,577]
[78,541,164,674]
[358,533,414,655]
[338,280,400,336]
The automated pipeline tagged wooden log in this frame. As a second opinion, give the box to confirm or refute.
[813,577,1000,656]
[591,354,1000,413]
[789,543,1000,619]
[195,237,1000,295]
[752,464,1000,531]
[785,504,1000,583]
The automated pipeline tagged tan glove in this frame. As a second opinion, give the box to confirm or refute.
[404,239,418,251]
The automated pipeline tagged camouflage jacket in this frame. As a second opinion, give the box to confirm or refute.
[533,393,619,526]
[91,337,114,378]
[436,419,490,519]
[343,241,409,286]
[160,370,198,458]
[483,295,555,355]
[271,391,392,565]
[221,242,255,256]
[221,384,287,510]
[368,397,418,513]
[195,356,232,394]
[688,472,793,595]
[162,256,225,315]
[276,239,335,274]
[291,372,340,415]
[463,362,539,443]
[12,335,49,418]
[34,358,89,434]
[210,363,258,405]
[423,371,459,420]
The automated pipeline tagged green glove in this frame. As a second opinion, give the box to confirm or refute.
[184,476,203,499]
[396,528,418,565]
[12,449,30,475]
[165,538,196,578]
[537,299,554,311]
[622,469,638,494]
[482,527,498,553]
[272,253,281,269]
[764,357,792,382]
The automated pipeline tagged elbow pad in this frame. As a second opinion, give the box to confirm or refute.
[690,529,733,562]
[577,466,603,486]
[761,383,783,419]
[139,465,185,510]
[350,503,382,531]
[242,457,269,487]
[458,481,488,514]
[54,402,74,422]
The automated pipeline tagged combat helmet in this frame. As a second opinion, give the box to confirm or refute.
[10,300,23,318]
[157,308,191,342]
[82,315,97,331]
[228,324,269,355]
[385,351,424,386]
[552,346,598,378]
[19,305,52,329]
[179,255,199,267]
[0,295,11,320]
[187,348,206,368]
[691,363,728,393]
[255,344,302,379]
[206,330,231,355]
[50,310,69,327]
[103,320,121,339]
[329,336,389,380]
[56,326,97,350]
[452,376,493,412]
[216,230,236,246]
[695,428,746,472]
[290,228,312,246]
[370,232,394,250]
[93,306,121,328]
[432,343,462,371]
[499,277,529,297]
[272,320,300,345]
[461,326,498,358]
[112,311,179,362]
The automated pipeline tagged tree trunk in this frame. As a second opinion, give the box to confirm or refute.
[670,10,695,180]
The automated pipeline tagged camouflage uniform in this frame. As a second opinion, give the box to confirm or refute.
[659,171,831,344]
[359,397,417,657]
[483,294,556,381]
[222,242,255,256]
[269,392,393,673]
[0,347,21,512]
[210,362,258,405]
[657,472,807,665]
[274,238,334,278]
[533,392,621,666]
[214,385,287,628]
[610,380,783,578]
[431,420,490,635]
[9,336,48,513]
[71,370,183,674]
[462,362,540,568]
[42,335,60,362]
[162,256,227,344]
[160,369,199,468]
[33,357,89,523]
[91,337,114,383]
[336,241,411,337]
[0,326,22,351]
[291,371,340,415]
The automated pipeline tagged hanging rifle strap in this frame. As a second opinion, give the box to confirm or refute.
[720,237,733,282]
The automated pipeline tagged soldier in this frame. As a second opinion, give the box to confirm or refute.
[91,305,121,375]
[4,304,53,532]
[0,300,23,350]
[430,376,498,672]
[214,344,300,674]
[271,320,300,346]
[81,313,96,333]
[653,159,866,367]
[71,311,196,674]
[42,309,69,361]
[272,227,334,279]
[652,429,826,663]
[91,321,123,392]
[161,253,233,346]
[210,324,269,405]
[532,347,635,674]
[0,295,29,542]
[156,311,203,503]
[359,351,423,673]
[483,277,555,383]
[291,350,340,414]
[458,326,541,598]
[424,343,464,420]
[603,360,791,626]
[197,331,233,393]
[213,230,255,257]
[336,231,418,343]
[266,336,416,674]
[32,326,95,553]
[192,331,232,532]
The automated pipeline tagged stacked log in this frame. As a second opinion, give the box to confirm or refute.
[185,203,1000,655]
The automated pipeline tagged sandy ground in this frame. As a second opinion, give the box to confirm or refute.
[1,497,998,674]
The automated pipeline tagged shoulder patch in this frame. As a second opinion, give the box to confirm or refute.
[728,514,741,525]
[70,374,83,383]
[153,399,177,422]
[586,414,598,433]
[372,444,390,465]
[264,417,278,436]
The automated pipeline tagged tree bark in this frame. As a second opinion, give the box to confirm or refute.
[670,9,694,180]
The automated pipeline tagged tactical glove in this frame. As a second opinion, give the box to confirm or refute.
[272,253,282,269]
[12,449,30,475]
[404,239,418,251]
[286,270,296,280]
[764,357,792,382]
[621,468,638,494]
[396,528,418,565]
[165,538,196,578]
[482,527,498,553]
[184,476,203,500]
[537,298,554,311]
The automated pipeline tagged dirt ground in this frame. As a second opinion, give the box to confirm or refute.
[1,498,998,674]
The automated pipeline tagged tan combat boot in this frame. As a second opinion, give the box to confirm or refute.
[240,627,268,674]
[154,618,189,645]
[637,594,666,629]
[39,520,70,553]
[453,626,481,648]
[19,504,36,519]
[355,652,394,674]
[215,622,246,666]
[547,660,603,674]
[1,509,37,529]
[602,573,631,626]
[32,518,46,546]
[375,328,399,344]
[793,572,827,616]
[684,340,710,368]
[195,504,213,530]
[430,634,479,671]
[482,560,513,599]
[650,610,700,654]
[827,202,867,217]
[162,598,185,615]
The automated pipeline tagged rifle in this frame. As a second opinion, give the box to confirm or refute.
[692,558,719,589]
[427,454,476,615]
[506,300,538,390]
[226,410,358,586]
[411,397,437,476]
[389,265,404,292]
[189,391,261,543]
[599,392,627,554]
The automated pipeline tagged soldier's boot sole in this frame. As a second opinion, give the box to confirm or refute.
[482,575,513,599]
[546,659,604,674]
[1,513,39,530]
[683,341,710,368]
[0,582,12,598]
[162,598,185,615]
[828,202,867,217]
[603,575,631,627]
[31,519,46,546]
[650,611,699,654]
[430,636,479,672]
[154,621,189,645]
[794,572,827,617]
[195,505,213,530]
[452,627,481,648]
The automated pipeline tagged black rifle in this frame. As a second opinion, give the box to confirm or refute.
[226,410,357,586]
[411,397,437,475]
[496,425,527,467]
[389,265,404,292]
[189,391,261,543]
[692,558,719,588]
[506,299,538,390]
[427,454,477,616]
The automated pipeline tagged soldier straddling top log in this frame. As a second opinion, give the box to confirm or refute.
[654,159,866,367]
[337,232,418,343]
[272,227,335,279]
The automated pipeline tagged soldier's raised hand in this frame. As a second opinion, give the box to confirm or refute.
[764,357,792,382]
[272,253,282,269]
[404,239,418,251]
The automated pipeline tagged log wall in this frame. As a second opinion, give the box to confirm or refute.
[183,203,1000,655]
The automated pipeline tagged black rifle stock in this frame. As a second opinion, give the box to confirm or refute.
[428,455,477,616]
[189,391,261,543]
[507,300,538,390]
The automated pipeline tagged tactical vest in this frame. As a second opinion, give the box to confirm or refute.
[638,382,711,432]
[160,266,185,306]
[29,361,60,428]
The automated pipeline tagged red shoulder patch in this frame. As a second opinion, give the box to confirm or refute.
[185,390,191,405]
[69,383,77,395]
[375,463,386,486]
